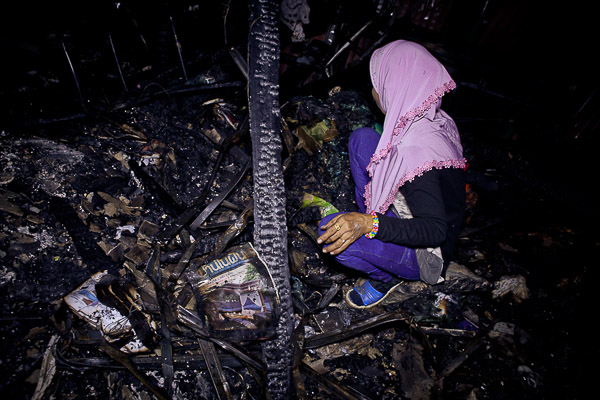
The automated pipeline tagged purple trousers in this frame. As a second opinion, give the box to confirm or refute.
[318,127,420,282]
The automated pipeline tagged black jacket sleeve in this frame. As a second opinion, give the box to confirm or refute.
[375,170,447,247]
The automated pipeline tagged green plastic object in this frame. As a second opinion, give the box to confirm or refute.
[301,193,339,218]
[373,122,383,136]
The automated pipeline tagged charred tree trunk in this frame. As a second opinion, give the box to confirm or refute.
[247,0,294,398]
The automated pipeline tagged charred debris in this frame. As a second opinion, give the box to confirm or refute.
[0,1,597,399]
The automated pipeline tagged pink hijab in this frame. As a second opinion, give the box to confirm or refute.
[365,40,466,213]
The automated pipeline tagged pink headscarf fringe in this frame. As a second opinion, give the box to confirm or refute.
[364,79,462,213]
[364,157,467,213]
[367,80,457,169]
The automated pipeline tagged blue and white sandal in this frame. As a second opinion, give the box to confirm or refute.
[345,278,403,309]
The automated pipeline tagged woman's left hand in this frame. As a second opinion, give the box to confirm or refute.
[317,212,374,255]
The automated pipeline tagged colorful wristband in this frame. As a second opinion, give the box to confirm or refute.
[364,211,379,239]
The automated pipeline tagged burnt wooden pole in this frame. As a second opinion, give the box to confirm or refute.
[247,0,294,398]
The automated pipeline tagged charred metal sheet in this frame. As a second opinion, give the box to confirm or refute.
[176,306,266,372]
[155,144,249,243]
[304,311,409,349]
[189,155,251,230]
[127,158,183,215]
[55,351,246,371]
[99,341,170,400]
[248,0,294,397]
[213,205,254,257]
[198,338,233,400]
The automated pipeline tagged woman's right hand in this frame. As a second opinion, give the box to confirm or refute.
[317,212,373,255]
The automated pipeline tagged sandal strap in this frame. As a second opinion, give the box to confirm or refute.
[353,280,384,306]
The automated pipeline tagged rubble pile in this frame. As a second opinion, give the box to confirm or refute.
[1,68,594,398]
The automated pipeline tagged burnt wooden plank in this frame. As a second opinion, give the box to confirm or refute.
[247,0,294,398]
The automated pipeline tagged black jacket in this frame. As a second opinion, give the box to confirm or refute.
[376,168,466,268]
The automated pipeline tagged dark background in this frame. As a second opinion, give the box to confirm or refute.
[1,1,597,200]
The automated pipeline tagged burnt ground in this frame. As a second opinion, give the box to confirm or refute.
[1,1,599,399]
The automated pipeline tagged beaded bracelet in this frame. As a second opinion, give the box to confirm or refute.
[364,211,379,239]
